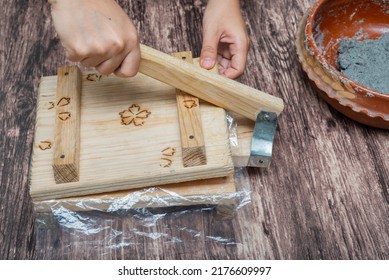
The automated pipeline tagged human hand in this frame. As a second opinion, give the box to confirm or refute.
[200,0,250,79]
[49,0,140,77]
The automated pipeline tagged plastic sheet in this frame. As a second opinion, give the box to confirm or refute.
[34,114,253,253]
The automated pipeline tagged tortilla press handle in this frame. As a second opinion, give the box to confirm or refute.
[139,44,284,121]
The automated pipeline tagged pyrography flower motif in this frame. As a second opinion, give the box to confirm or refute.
[86,73,102,82]
[38,141,52,151]
[119,104,151,126]
[160,147,176,168]
[160,158,173,168]
[183,100,197,109]
[58,112,71,121]
[47,102,55,110]
[161,147,176,157]
[57,97,70,107]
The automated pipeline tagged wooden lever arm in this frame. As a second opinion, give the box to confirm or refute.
[139,44,284,121]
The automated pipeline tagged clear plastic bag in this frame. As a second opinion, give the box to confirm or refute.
[34,114,253,254]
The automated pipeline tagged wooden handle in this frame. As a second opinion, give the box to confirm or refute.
[139,44,284,121]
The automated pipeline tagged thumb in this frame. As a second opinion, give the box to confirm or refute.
[200,31,219,70]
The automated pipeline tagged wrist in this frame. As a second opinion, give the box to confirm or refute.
[205,0,241,15]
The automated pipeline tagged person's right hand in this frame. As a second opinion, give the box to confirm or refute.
[200,0,250,79]
[49,0,140,77]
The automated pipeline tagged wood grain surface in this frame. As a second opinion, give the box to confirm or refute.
[52,66,82,184]
[172,51,207,167]
[30,71,233,200]
[139,44,284,120]
[0,0,388,260]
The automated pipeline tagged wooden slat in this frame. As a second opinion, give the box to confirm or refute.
[52,66,81,183]
[30,71,234,201]
[139,44,284,121]
[172,51,206,167]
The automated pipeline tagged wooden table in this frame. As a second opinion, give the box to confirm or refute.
[0,0,388,260]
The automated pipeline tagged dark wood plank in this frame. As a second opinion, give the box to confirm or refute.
[240,0,389,259]
[0,0,62,260]
[0,0,388,260]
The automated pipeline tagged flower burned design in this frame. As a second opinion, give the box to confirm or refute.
[57,97,71,107]
[86,73,102,82]
[161,147,176,157]
[38,141,52,151]
[160,147,176,168]
[183,100,197,109]
[58,112,71,121]
[119,104,151,126]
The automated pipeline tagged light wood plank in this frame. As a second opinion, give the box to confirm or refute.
[139,44,285,121]
[30,71,234,201]
[52,66,81,183]
[172,51,206,167]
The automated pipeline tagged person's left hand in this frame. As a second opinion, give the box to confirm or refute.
[200,0,250,79]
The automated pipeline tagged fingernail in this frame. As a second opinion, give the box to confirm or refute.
[201,57,214,68]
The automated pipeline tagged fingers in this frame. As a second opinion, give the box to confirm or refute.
[91,43,140,77]
[50,0,141,78]
[67,45,140,78]
[66,37,140,77]
[80,53,107,68]
[215,41,248,79]
[114,45,141,77]
[95,54,125,76]
[200,30,220,70]
[221,51,247,79]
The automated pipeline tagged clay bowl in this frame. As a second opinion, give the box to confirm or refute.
[297,0,389,129]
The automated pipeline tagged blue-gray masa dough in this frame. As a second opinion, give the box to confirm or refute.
[337,33,389,94]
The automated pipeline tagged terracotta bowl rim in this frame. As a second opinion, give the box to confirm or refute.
[305,0,389,100]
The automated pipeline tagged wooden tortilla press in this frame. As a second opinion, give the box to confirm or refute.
[53,45,284,184]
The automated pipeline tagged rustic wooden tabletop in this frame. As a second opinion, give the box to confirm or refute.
[0,0,388,260]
